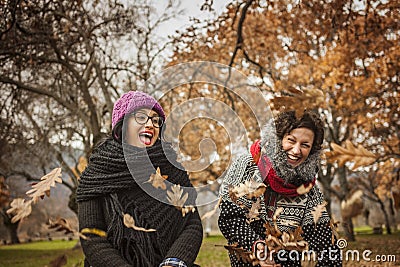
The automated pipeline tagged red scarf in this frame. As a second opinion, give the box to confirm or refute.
[250,140,315,197]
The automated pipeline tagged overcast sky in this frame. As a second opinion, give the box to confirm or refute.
[155,0,231,38]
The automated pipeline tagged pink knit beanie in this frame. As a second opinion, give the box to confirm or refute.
[111,91,165,129]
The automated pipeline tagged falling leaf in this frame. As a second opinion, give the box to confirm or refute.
[80,228,107,239]
[325,141,377,170]
[26,167,63,203]
[329,220,341,245]
[201,196,222,221]
[224,243,259,265]
[229,176,267,200]
[341,190,363,220]
[181,205,196,217]
[147,167,168,190]
[48,217,74,235]
[123,213,156,232]
[6,198,32,223]
[246,198,261,223]
[167,184,188,208]
[311,201,327,226]
[296,183,313,195]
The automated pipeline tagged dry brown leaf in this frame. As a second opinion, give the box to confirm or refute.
[325,141,377,170]
[6,198,33,223]
[310,201,327,226]
[166,184,188,208]
[147,167,168,190]
[296,183,313,195]
[123,213,156,232]
[48,217,75,235]
[246,198,261,223]
[26,167,63,203]
[229,175,267,201]
[341,190,364,220]
[181,205,196,217]
[201,196,222,220]
[224,243,259,265]
[329,220,341,245]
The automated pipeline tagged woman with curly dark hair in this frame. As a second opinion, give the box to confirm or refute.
[218,110,342,267]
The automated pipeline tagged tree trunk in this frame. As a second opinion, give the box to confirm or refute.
[377,198,392,234]
[342,217,355,241]
[1,210,20,244]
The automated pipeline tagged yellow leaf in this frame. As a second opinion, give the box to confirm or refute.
[80,228,107,237]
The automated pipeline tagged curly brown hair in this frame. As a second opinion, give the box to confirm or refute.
[274,110,324,154]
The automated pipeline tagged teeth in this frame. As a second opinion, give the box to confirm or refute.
[288,155,300,161]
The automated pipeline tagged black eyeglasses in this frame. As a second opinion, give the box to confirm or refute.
[131,112,164,128]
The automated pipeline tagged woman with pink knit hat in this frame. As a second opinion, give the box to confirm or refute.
[77,91,203,267]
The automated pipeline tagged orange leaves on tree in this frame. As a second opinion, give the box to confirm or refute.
[147,167,168,190]
[326,140,377,170]
[271,88,326,113]
[6,198,33,223]
[26,167,63,203]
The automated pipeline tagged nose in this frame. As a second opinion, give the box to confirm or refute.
[292,143,301,155]
[144,118,154,128]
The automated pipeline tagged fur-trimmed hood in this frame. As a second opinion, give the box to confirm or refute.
[260,119,321,186]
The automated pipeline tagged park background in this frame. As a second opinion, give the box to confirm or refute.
[0,0,399,266]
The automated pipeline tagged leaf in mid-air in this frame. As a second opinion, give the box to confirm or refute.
[26,167,63,203]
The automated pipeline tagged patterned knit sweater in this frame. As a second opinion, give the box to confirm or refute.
[218,153,342,267]
[77,138,203,267]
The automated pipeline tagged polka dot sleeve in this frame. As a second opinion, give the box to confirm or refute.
[218,200,264,252]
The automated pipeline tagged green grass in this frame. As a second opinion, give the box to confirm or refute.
[1,233,399,267]
[0,240,84,267]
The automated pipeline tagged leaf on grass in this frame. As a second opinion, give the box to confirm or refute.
[26,167,63,203]
[6,198,32,223]
[325,140,376,170]
[147,167,168,190]
[49,254,67,267]
[48,217,74,235]
[311,201,327,226]
[201,196,222,221]
[123,213,156,232]
[167,184,188,208]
